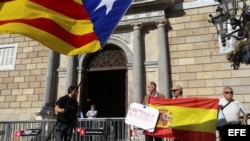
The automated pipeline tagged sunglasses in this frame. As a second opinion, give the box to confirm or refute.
[224,91,233,94]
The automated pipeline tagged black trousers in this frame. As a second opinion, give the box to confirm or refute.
[55,122,74,141]
[217,124,240,141]
[145,135,163,141]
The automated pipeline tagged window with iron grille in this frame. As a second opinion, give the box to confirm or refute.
[0,43,18,70]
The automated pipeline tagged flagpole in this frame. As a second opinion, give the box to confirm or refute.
[45,49,102,141]
[45,66,89,141]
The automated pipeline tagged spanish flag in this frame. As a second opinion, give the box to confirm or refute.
[144,97,219,141]
[0,0,132,55]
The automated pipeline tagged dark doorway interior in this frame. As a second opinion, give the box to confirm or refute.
[83,70,126,118]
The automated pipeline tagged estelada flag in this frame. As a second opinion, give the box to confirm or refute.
[0,0,132,55]
[144,97,219,141]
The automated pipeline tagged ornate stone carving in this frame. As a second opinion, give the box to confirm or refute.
[89,48,127,71]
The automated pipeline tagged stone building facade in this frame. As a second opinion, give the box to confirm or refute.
[0,0,249,121]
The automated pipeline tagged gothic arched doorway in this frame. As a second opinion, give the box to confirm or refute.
[81,45,127,118]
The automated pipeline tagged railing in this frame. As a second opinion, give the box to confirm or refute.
[1,115,249,141]
[243,113,250,125]
[0,118,128,141]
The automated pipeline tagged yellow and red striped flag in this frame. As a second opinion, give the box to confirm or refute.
[144,97,219,141]
[0,0,132,55]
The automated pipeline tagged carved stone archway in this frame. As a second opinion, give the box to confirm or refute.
[88,45,127,71]
[81,44,127,117]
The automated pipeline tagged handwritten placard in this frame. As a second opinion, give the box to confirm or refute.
[125,102,159,132]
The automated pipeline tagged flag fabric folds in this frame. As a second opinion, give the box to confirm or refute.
[144,97,219,141]
[0,0,132,55]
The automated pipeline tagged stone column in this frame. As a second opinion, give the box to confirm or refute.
[156,20,171,98]
[132,23,145,103]
[65,56,78,89]
[40,50,59,119]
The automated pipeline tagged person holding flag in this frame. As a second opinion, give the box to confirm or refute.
[54,85,79,141]
[143,81,165,141]
[171,85,184,99]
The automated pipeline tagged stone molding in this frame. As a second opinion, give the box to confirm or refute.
[132,0,175,9]
[118,0,175,28]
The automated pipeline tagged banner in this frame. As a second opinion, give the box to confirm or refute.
[0,0,132,55]
[144,97,219,141]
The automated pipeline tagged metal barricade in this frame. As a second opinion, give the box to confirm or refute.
[240,113,250,125]
[0,120,57,141]
[0,118,126,141]
[74,118,126,141]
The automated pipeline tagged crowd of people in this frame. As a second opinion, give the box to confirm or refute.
[142,81,248,141]
[53,83,248,141]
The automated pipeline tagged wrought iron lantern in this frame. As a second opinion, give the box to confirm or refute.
[209,0,250,69]
[209,0,250,46]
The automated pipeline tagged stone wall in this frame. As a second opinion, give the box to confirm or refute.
[168,2,250,111]
[0,34,48,120]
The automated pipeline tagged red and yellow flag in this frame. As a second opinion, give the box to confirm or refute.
[0,0,132,55]
[144,97,219,141]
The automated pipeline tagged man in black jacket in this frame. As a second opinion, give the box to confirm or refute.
[54,85,79,141]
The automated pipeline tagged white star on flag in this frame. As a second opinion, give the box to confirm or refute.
[94,0,117,15]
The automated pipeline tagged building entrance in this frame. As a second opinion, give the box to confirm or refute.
[86,70,126,117]
[80,45,127,118]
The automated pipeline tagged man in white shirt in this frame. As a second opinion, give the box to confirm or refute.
[85,104,98,141]
[86,104,97,118]
[218,86,248,141]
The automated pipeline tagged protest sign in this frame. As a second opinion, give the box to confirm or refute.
[125,102,159,132]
